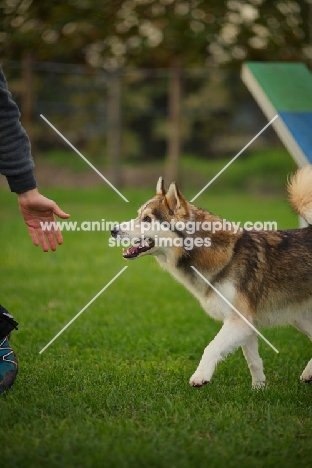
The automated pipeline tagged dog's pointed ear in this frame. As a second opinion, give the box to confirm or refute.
[156,177,167,196]
[165,182,188,215]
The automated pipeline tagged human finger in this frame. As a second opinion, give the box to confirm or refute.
[27,226,40,247]
[53,203,70,219]
[53,226,64,246]
[36,227,50,252]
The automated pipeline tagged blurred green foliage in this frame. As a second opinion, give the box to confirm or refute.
[1,0,311,68]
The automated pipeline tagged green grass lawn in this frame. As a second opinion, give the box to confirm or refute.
[0,177,311,467]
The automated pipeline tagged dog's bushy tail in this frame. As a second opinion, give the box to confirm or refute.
[288,165,312,224]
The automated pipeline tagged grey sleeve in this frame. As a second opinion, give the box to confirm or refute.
[0,65,37,193]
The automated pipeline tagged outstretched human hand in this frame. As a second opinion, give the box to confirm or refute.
[18,188,70,252]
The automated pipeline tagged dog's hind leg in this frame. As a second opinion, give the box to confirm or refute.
[242,333,266,388]
[293,312,312,383]
[189,317,253,387]
[301,359,312,382]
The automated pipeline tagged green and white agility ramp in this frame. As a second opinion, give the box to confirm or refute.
[242,62,312,167]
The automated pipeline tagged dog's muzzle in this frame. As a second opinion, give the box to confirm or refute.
[111,225,155,259]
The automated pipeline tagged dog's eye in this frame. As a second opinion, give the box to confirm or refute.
[143,216,152,223]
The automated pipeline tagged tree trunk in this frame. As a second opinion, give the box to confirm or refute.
[21,51,33,141]
[107,69,122,187]
[165,60,182,184]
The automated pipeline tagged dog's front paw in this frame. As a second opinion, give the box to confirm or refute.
[252,380,266,390]
[189,370,210,388]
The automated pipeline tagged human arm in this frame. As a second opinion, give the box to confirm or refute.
[0,65,70,251]
[0,65,36,192]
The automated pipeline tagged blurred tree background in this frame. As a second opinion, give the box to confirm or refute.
[0,0,311,186]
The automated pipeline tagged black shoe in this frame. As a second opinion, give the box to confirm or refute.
[0,335,18,393]
[0,305,18,393]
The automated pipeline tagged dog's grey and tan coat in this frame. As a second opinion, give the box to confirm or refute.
[111,167,312,387]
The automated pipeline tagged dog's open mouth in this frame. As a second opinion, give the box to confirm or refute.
[123,238,155,259]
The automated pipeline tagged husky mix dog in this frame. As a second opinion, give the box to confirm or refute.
[111,166,312,388]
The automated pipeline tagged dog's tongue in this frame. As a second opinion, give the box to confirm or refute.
[123,241,141,258]
[123,239,153,258]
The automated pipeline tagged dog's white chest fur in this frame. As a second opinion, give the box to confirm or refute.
[156,256,235,322]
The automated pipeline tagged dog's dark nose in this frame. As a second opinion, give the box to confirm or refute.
[111,225,119,238]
